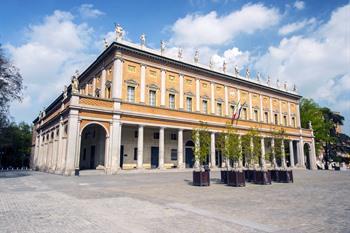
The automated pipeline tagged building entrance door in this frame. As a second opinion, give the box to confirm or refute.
[151,147,159,168]
[89,145,95,169]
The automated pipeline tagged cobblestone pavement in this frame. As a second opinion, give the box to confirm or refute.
[0,169,349,233]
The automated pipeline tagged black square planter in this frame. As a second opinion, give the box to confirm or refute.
[193,170,210,186]
[254,170,271,185]
[270,169,280,182]
[227,170,245,187]
[277,170,293,183]
[221,170,228,184]
[245,169,256,182]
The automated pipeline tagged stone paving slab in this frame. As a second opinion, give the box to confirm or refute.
[0,170,349,233]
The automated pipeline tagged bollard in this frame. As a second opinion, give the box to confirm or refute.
[75,169,80,176]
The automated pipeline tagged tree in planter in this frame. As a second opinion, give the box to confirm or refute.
[191,122,211,171]
[270,128,287,169]
[191,122,211,186]
[241,128,260,169]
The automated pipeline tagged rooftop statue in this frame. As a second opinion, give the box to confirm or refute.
[178,47,183,60]
[284,81,288,90]
[209,57,213,69]
[245,68,250,79]
[104,38,108,49]
[223,60,227,73]
[293,84,297,92]
[160,40,165,55]
[115,24,123,41]
[308,121,313,130]
[140,33,146,47]
[63,85,68,99]
[256,72,261,82]
[194,49,199,64]
[71,73,79,94]
[234,65,239,77]
[276,79,280,88]
[267,75,271,85]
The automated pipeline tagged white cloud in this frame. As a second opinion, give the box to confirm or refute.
[255,4,350,132]
[6,10,96,121]
[169,3,280,47]
[278,18,316,36]
[294,1,305,10]
[78,4,104,19]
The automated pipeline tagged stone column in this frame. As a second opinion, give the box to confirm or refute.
[296,103,301,127]
[92,77,96,97]
[159,127,165,169]
[269,98,273,124]
[260,95,263,122]
[101,68,106,98]
[210,132,216,168]
[211,82,215,114]
[310,138,317,170]
[140,64,146,103]
[64,108,79,176]
[51,131,58,172]
[196,78,200,112]
[55,118,64,173]
[160,69,166,106]
[289,140,295,168]
[109,115,122,174]
[281,139,287,168]
[177,129,184,168]
[271,138,277,167]
[112,53,123,100]
[224,86,229,116]
[73,120,81,171]
[249,92,252,120]
[299,137,305,168]
[34,135,39,169]
[179,74,184,110]
[137,125,144,169]
[261,137,266,169]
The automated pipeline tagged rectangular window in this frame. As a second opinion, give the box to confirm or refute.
[186,97,192,111]
[171,149,177,161]
[292,117,296,127]
[169,94,175,109]
[149,90,156,106]
[230,105,235,115]
[274,114,278,125]
[127,86,135,102]
[254,110,259,121]
[217,103,222,116]
[106,87,111,98]
[264,112,269,123]
[133,147,138,160]
[202,100,208,114]
[241,108,247,120]
[170,133,177,140]
[134,131,138,138]
[153,132,159,139]
[283,115,287,126]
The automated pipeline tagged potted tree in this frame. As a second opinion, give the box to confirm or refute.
[216,130,228,184]
[217,123,245,186]
[192,122,211,186]
[270,128,293,183]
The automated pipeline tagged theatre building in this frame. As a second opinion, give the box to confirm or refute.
[31,29,317,175]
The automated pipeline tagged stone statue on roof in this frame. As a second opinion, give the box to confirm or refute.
[209,57,213,69]
[245,68,250,79]
[234,65,239,77]
[256,72,261,82]
[160,40,165,55]
[71,74,79,94]
[63,85,68,99]
[223,60,227,73]
[115,24,123,41]
[276,79,280,88]
[284,81,288,90]
[140,33,146,47]
[293,84,297,92]
[178,47,183,60]
[267,75,271,85]
[104,38,108,49]
[194,49,199,64]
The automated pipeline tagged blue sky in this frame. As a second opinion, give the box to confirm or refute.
[1,0,349,134]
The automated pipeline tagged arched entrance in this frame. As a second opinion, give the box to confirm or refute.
[185,140,194,168]
[304,143,311,169]
[79,124,107,170]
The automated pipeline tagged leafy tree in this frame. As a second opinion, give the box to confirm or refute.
[192,122,210,170]
[269,127,287,168]
[0,44,23,128]
[241,128,261,168]
[216,123,242,170]
[0,122,32,168]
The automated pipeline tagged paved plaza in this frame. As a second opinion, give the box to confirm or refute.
[0,169,349,233]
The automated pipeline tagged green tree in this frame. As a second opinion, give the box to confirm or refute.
[0,44,23,128]
[216,123,242,170]
[0,122,32,168]
[192,122,210,170]
[241,128,261,168]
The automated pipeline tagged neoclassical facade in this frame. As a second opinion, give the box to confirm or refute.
[31,33,317,175]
